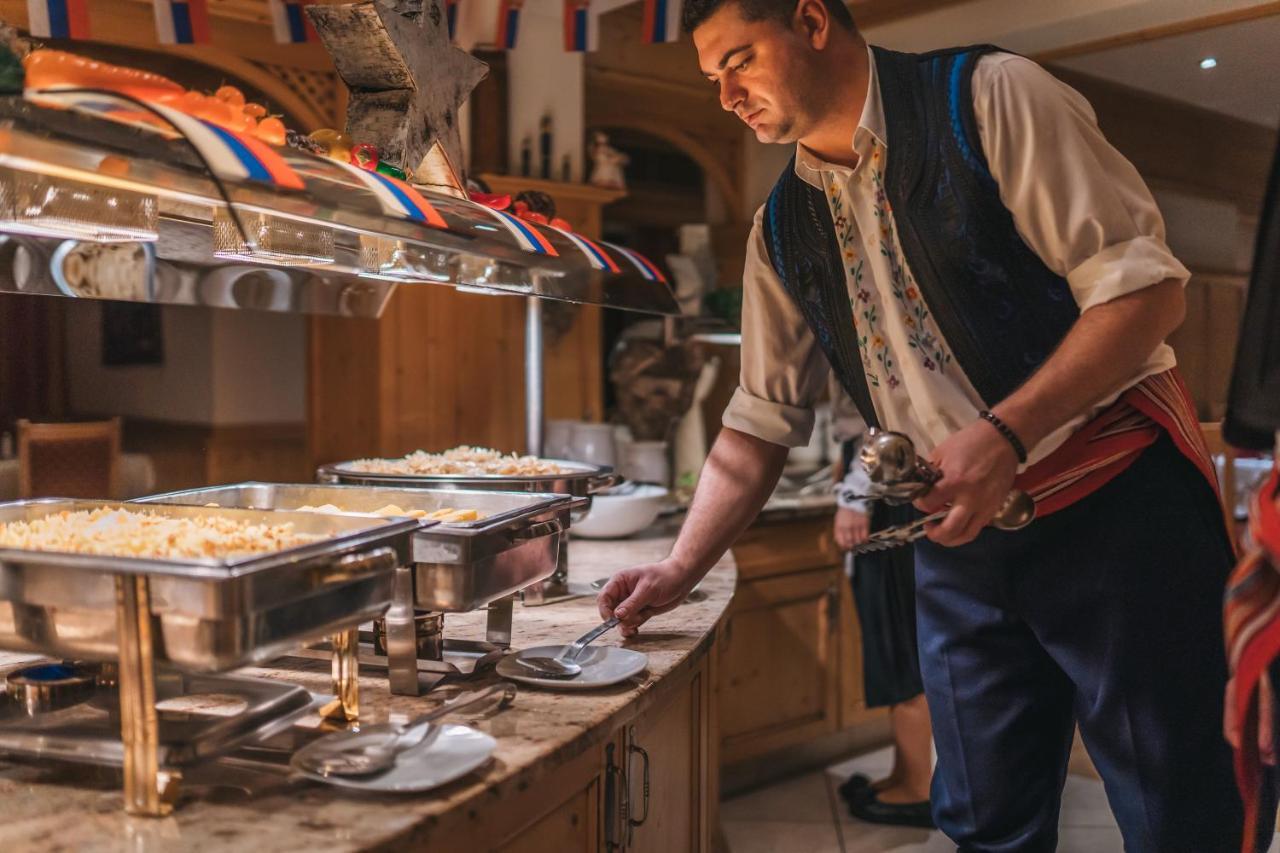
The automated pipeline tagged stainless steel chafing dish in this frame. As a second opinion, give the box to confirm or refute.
[135,483,586,695]
[0,498,416,816]
[316,460,618,602]
[0,499,413,669]
[316,458,618,503]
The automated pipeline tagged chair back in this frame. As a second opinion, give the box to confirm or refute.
[17,418,122,500]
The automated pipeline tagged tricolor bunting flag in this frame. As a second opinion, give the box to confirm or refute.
[153,0,212,45]
[269,0,319,44]
[482,206,559,256]
[552,226,619,272]
[563,0,597,52]
[27,0,91,39]
[495,0,524,50]
[332,160,449,230]
[641,0,682,44]
[147,102,306,191]
[605,241,667,283]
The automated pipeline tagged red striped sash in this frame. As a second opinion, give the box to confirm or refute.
[1226,467,1280,853]
[1015,368,1220,517]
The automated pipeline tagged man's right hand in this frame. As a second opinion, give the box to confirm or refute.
[834,506,871,551]
[598,559,700,638]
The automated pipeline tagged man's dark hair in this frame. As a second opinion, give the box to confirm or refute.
[682,0,857,35]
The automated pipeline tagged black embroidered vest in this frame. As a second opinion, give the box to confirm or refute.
[763,45,1080,428]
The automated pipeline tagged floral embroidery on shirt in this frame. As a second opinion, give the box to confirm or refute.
[867,141,952,374]
[828,175,892,389]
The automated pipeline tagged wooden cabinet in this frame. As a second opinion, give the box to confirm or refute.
[496,777,601,853]
[718,567,842,765]
[718,515,886,771]
[625,661,713,852]
[426,654,714,852]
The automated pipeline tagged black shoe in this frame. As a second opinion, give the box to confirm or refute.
[848,790,935,829]
[837,772,873,805]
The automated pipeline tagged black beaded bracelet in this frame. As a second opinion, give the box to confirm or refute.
[979,410,1028,464]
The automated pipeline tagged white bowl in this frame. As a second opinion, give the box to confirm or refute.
[572,485,669,539]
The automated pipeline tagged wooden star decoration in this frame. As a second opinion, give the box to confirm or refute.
[307,0,488,195]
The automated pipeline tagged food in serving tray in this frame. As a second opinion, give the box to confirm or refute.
[0,507,321,560]
[346,446,566,477]
[295,504,485,523]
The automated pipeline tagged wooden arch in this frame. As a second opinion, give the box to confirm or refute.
[590,117,742,219]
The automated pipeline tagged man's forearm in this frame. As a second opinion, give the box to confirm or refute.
[669,427,790,577]
[994,279,1186,453]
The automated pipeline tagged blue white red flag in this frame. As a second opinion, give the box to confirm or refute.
[563,0,597,52]
[605,241,667,283]
[332,161,449,230]
[27,0,91,39]
[269,0,319,44]
[153,0,211,45]
[641,0,681,44]
[495,0,524,50]
[147,102,306,191]
[481,206,559,256]
[553,227,619,272]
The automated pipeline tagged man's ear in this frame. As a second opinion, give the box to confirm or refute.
[794,0,830,48]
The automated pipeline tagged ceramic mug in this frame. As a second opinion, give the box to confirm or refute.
[569,422,618,468]
[544,419,579,460]
[625,441,670,486]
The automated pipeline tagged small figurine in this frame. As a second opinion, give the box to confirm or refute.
[520,135,532,177]
[561,153,572,183]
[588,130,628,190]
[539,114,553,180]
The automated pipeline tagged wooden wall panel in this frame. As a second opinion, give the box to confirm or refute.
[308,182,621,466]
[1167,272,1249,420]
[1049,68,1277,216]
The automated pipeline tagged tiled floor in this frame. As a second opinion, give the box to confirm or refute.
[721,745,1280,852]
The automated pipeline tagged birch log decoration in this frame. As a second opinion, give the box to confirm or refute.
[306,0,488,193]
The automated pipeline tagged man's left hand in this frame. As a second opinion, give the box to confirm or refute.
[914,418,1020,546]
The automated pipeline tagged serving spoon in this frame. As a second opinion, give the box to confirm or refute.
[516,617,620,679]
[291,683,515,778]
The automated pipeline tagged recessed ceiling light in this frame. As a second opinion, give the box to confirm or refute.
[1200,57,1218,70]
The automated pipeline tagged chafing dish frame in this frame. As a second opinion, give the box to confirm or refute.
[0,498,415,815]
[134,483,587,695]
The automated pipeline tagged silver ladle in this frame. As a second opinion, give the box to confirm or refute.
[516,616,620,679]
[290,683,516,778]
[841,429,1037,553]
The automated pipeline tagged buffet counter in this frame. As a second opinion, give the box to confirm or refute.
[0,523,732,853]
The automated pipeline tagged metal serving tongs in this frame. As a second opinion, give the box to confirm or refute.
[842,430,1037,554]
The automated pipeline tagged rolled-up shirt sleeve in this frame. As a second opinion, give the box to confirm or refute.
[721,207,831,448]
[973,54,1190,313]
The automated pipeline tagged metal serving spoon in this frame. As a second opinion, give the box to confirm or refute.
[291,683,515,778]
[516,617,620,679]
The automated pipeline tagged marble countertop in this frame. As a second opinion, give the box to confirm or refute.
[0,524,734,852]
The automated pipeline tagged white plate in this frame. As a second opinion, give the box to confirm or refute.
[293,723,496,792]
[497,645,649,691]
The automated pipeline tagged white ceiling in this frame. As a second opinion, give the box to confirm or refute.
[1054,15,1280,129]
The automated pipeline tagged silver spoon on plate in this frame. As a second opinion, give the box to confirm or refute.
[516,616,620,679]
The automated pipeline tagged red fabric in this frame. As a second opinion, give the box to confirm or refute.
[1015,369,1219,517]
[1227,468,1280,853]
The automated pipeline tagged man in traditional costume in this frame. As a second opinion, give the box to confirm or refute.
[598,0,1261,848]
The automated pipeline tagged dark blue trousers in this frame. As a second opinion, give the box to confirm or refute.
[914,435,1252,852]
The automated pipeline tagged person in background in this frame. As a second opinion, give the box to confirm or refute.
[832,402,933,828]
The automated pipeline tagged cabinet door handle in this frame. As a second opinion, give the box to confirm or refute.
[627,725,651,832]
